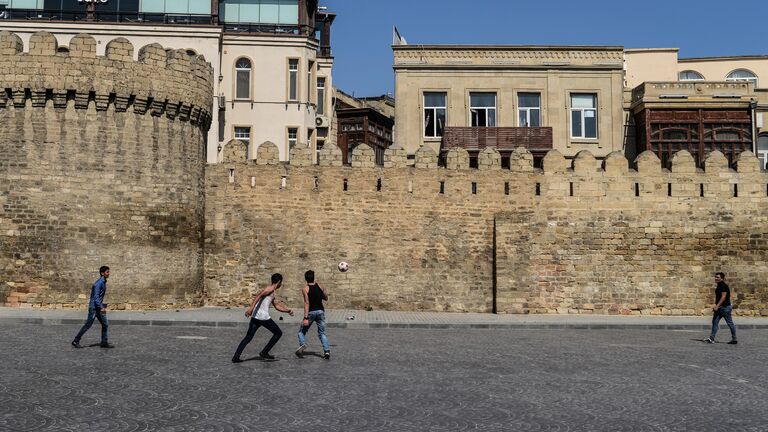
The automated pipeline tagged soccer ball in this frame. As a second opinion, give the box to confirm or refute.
[338,261,349,272]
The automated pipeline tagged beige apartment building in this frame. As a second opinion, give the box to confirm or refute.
[625,49,768,169]
[393,44,625,166]
[0,0,335,164]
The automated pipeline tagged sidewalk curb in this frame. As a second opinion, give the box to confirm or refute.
[2,317,767,330]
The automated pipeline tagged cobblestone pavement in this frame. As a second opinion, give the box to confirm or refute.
[1,323,767,431]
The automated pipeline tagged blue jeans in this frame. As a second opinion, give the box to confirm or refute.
[73,308,109,344]
[710,305,737,341]
[298,310,330,352]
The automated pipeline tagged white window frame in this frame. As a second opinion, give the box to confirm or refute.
[726,69,758,87]
[288,59,299,101]
[235,57,252,100]
[234,126,251,156]
[570,93,598,140]
[469,92,496,127]
[423,91,447,138]
[287,127,298,158]
[517,92,541,127]
[679,70,704,81]
[316,77,326,115]
[307,60,314,103]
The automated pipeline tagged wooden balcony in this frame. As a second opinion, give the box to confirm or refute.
[441,127,553,153]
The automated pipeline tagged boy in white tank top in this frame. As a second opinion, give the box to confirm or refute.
[232,273,294,362]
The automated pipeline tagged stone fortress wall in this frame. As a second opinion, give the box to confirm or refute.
[206,141,768,316]
[0,31,213,308]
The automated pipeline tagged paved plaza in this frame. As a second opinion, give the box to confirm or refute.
[1,321,767,431]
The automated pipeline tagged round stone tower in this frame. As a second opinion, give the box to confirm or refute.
[0,31,213,308]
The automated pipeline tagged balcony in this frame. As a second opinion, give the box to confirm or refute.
[442,127,553,153]
[1,9,215,25]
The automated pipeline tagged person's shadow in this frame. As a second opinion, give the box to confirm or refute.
[296,350,325,359]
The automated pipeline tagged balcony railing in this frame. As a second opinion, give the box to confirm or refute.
[442,127,553,152]
[1,8,214,25]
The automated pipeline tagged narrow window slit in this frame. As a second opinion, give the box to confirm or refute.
[471,182,477,195]
[535,182,541,196]
[439,181,445,194]
[634,182,639,197]
[733,183,738,198]
[504,182,509,195]
[228,169,235,184]
[699,183,704,197]
[408,180,413,194]
[343,178,348,192]
[376,178,382,192]
[312,176,319,189]
[569,182,574,197]
[280,175,287,188]
[667,183,672,197]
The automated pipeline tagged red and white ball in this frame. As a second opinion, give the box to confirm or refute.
[338,261,349,272]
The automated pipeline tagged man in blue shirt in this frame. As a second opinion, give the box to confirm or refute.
[72,266,114,348]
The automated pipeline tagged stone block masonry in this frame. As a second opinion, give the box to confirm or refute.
[0,31,213,309]
[206,142,768,316]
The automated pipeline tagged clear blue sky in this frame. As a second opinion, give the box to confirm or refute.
[323,0,768,97]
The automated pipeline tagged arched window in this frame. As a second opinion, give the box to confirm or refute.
[235,57,252,100]
[679,70,704,81]
[726,69,758,87]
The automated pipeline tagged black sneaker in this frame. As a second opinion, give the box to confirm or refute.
[323,351,330,360]
[231,356,243,363]
[727,340,738,345]
[259,352,275,360]
[71,340,82,349]
[705,338,715,344]
[100,343,115,349]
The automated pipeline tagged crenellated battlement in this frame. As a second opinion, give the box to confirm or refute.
[214,140,768,202]
[0,31,213,128]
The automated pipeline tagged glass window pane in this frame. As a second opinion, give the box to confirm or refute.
[164,0,187,13]
[436,109,445,136]
[585,111,597,138]
[424,109,435,136]
[572,110,582,137]
[317,89,325,115]
[220,3,239,21]
[141,0,166,13]
[11,0,44,8]
[530,109,540,127]
[278,0,298,24]
[758,135,768,151]
[188,0,210,14]
[519,110,527,127]
[289,75,297,100]
[236,71,250,99]
[518,92,540,108]
[488,109,496,127]
[470,92,496,108]
[571,94,595,109]
[424,92,446,107]
[260,0,279,23]
[239,0,260,22]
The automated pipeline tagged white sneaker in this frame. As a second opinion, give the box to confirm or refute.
[295,344,306,357]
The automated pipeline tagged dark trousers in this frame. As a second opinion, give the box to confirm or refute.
[73,308,109,344]
[234,318,282,359]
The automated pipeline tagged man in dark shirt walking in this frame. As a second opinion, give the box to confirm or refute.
[295,270,331,359]
[72,266,114,348]
[705,272,737,344]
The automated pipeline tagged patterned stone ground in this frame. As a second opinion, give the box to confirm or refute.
[1,323,767,431]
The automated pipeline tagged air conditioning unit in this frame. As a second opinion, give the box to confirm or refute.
[315,115,329,128]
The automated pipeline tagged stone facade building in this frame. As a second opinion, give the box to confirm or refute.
[0,0,336,164]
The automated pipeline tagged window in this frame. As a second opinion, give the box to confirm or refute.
[219,0,298,24]
[570,94,598,139]
[235,57,251,100]
[288,59,299,101]
[8,0,43,9]
[287,127,298,158]
[234,126,251,156]
[316,140,324,164]
[307,61,314,103]
[423,92,446,137]
[317,77,326,115]
[517,92,540,127]
[757,134,768,170]
[726,69,758,87]
[141,0,211,14]
[469,92,496,127]
[679,70,704,81]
